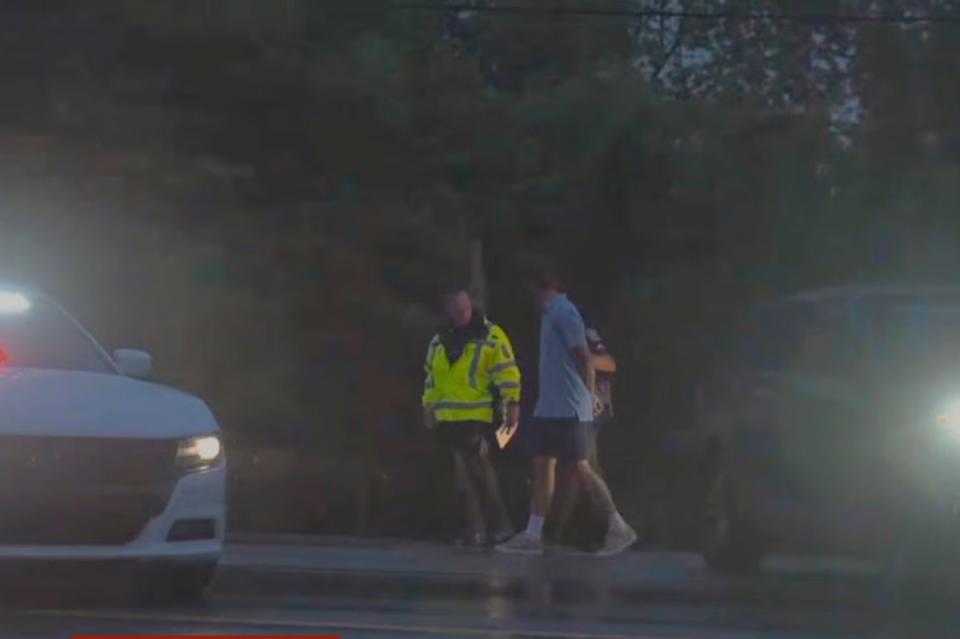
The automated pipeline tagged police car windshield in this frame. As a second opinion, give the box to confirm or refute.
[0,296,114,374]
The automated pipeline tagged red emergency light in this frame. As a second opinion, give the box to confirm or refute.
[0,346,7,367]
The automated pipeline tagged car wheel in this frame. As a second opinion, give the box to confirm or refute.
[701,464,765,574]
[137,562,218,603]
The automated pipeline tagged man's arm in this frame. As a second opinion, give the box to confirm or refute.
[574,343,597,398]
[557,308,595,398]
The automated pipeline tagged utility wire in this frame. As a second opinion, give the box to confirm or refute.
[385,1,960,24]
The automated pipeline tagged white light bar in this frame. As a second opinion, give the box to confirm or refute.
[0,292,31,314]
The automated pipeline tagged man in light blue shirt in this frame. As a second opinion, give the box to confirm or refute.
[497,269,636,556]
[534,293,595,421]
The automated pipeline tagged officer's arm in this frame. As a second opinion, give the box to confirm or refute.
[422,338,439,429]
[489,328,521,428]
[423,406,436,430]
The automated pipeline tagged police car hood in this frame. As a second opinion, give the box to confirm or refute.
[0,368,218,438]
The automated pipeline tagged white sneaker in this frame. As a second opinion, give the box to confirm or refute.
[495,532,544,556]
[595,522,637,557]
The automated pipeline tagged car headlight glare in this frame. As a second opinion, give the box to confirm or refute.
[939,417,960,438]
[176,434,222,470]
[936,398,960,439]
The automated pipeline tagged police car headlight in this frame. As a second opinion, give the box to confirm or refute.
[936,399,960,440]
[176,434,223,471]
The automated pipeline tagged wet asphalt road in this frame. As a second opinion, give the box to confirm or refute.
[0,543,957,639]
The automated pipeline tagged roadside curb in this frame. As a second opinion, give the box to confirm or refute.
[216,560,885,611]
[221,537,886,610]
[226,533,653,553]
[226,533,404,548]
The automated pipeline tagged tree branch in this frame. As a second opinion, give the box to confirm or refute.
[653,12,687,80]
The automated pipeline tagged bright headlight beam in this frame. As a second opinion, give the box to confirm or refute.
[176,434,223,469]
[192,435,222,461]
[936,401,960,438]
[0,292,30,314]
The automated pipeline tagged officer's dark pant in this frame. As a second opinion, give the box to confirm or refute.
[435,421,513,541]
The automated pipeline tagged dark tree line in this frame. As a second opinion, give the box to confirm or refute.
[0,1,958,537]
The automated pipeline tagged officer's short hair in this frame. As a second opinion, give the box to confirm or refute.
[441,283,473,303]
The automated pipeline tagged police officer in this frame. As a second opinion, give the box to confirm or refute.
[423,286,520,546]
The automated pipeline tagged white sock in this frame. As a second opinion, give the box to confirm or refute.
[526,514,545,540]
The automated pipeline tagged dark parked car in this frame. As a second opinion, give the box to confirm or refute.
[692,286,960,582]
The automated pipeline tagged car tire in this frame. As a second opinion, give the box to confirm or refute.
[136,562,218,603]
[700,463,765,574]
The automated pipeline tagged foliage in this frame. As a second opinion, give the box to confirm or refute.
[1,2,959,537]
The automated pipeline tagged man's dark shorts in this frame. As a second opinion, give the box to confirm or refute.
[529,418,591,462]
[435,421,490,455]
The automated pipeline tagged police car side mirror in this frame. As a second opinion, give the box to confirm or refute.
[114,349,153,379]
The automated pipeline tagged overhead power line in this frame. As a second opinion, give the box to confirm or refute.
[386,2,960,24]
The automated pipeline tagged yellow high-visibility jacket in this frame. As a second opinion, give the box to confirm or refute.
[423,320,521,424]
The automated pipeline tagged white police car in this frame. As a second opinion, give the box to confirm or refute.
[0,286,225,597]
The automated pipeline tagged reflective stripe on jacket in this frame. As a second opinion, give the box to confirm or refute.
[422,321,521,424]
